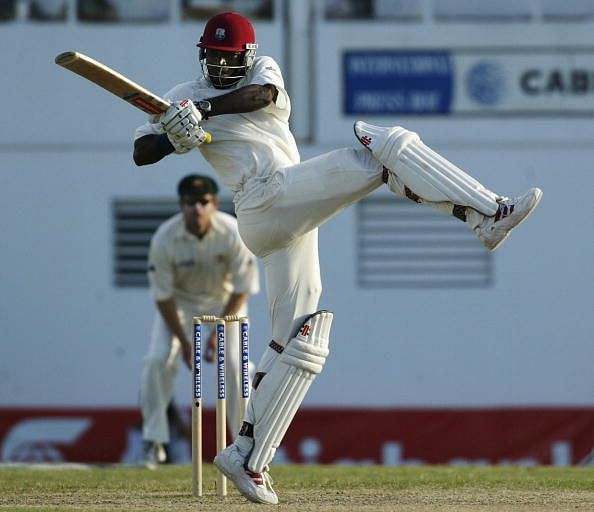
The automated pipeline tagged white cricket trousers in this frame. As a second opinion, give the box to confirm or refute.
[141,298,249,444]
[235,147,383,370]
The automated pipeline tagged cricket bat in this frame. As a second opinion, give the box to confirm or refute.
[55,51,211,141]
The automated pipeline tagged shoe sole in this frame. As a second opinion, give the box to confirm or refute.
[488,188,543,251]
[214,456,276,505]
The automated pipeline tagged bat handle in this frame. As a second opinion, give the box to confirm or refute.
[200,129,212,145]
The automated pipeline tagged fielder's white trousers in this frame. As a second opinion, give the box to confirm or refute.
[235,148,383,371]
[141,298,249,444]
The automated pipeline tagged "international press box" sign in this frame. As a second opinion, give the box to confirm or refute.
[344,48,594,116]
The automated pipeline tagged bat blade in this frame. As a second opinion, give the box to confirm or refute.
[55,51,170,115]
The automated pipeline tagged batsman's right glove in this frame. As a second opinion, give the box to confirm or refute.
[160,99,211,153]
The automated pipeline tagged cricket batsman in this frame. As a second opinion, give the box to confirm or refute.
[133,12,542,504]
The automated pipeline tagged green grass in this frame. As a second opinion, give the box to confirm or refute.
[1,464,593,511]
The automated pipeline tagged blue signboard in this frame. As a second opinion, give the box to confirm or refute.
[344,51,454,115]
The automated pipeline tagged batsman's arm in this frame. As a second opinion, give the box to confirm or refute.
[203,84,278,117]
[133,134,175,166]
[133,84,276,165]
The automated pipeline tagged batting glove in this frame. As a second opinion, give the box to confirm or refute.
[161,99,210,153]
[161,99,203,132]
[167,124,210,154]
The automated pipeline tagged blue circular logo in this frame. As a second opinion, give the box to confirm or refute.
[466,61,505,106]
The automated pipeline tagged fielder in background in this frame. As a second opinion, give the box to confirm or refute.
[139,174,259,469]
[133,12,542,503]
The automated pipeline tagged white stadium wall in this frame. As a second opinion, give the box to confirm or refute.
[0,1,593,465]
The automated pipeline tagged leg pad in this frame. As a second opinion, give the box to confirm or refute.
[246,311,333,472]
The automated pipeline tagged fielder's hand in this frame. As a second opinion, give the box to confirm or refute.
[204,330,217,363]
[181,340,192,370]
[160,99,211,153]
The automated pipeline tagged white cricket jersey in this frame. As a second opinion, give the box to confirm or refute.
[135,56,300,195]
[147,210,259,308]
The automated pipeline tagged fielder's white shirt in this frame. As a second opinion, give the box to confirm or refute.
[147,210,259,308]
[135,56,300,195]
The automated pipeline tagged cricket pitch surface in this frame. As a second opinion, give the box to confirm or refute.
[1,464,593,511]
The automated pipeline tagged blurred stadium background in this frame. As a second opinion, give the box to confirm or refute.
[0,0,593,467]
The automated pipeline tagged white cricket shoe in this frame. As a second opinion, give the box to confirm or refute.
[139,441,166,470]
[214,444,278,505]
[475,188,543,251]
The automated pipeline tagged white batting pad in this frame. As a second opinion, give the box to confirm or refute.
[247,310,333,472]
[354,121,499,215]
